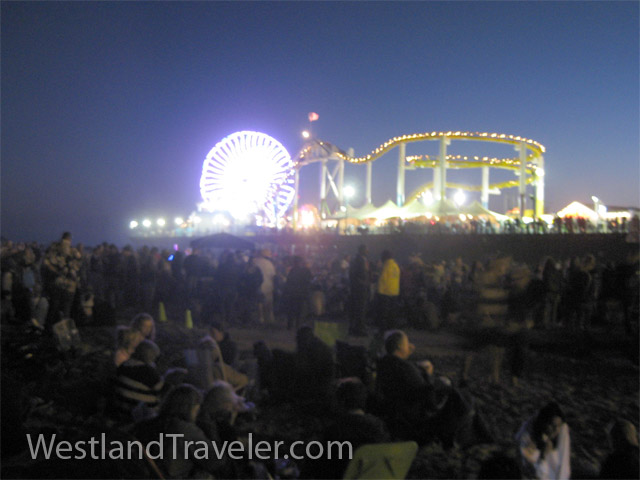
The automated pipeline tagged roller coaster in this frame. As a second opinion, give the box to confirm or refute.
[294,131,545,221]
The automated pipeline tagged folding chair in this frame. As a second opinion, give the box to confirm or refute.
[314,319,349,348]
[343,441,418,479]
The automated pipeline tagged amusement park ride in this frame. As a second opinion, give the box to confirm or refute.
[294,131,546,225]
[130,129,547,237]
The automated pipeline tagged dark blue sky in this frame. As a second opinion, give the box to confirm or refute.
[2,1,638,246]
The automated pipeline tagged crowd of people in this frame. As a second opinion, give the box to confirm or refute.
[2,231,638,337]
[1,232,639,479]
[286,213,640,237]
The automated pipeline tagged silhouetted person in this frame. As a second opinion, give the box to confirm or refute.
[349,244,370,336]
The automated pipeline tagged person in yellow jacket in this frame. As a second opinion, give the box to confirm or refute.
[375,250,400,331]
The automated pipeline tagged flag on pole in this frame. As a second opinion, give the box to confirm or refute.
[308,112,319,122]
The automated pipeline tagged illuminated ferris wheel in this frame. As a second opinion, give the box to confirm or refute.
[200,131,295,225]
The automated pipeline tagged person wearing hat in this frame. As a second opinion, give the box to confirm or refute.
[253,248,276,324]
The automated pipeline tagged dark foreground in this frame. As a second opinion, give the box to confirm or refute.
[1,310,638,479]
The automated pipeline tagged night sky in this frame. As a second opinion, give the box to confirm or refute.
[2,1,638,246]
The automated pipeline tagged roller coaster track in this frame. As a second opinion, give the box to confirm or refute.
[296,131,545,168]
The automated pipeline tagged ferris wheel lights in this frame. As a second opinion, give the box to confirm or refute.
[213,214,230,226]
[129,220,139,229]
[142,219,152,228]
[156,218,166,227]
[201,131,294,226]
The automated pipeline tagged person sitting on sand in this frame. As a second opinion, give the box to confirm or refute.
[376,329,481,447]
[197,380,252,443]
[305,377,389,479]
[599,418,639,479]
[208,321,238,366]
[113,340,164,421]
[191,331,249,393]
[130,312,156,342]
[134,384,226,479]
[516,401,571,480]
[376,330,440,422]
[113,326,143,367]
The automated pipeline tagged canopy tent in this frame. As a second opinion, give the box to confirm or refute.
[362,200,404,220]
[421,198,461,217]
[351,202,378,220]
[459,201,510,222]
[190,232,255,250]
[399,198,433,218]
[327,203,370,221]
[556,201,598,221]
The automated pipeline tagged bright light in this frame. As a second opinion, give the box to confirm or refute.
[598,205,607,216]
[344,185,355,199]
[302,130,310,139]
[458,214,466,222]
[213,214,230,226]
[200,131,295,225]
[422,190,433,205]
[142,219,152,228]
[299,210,315,228]
[156,218,166,227]
[174,217,184,226]
[537,168,545,177]
[453,190,466,206]
[192,216,202,224]
[591,196,599,203]
[129,220,139,229]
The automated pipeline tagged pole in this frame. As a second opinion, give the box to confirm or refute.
[517,141,527,220]
[366,161,372,205]
[338,156,345,209]
[397,142,406,206]
[535,156,545,218]
[320,159,327,219]
[439,136,449,201]
[481,165,489,209]
[293,168,299,231]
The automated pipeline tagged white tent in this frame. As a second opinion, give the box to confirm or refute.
[399,198,432,218]
[351,202,378,220]
[423,198,461,217]
[460,200,510,222]
[556,201,598,221]
[363,200,403,220]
